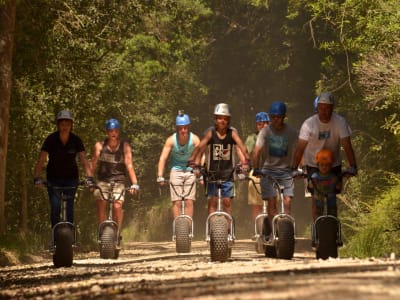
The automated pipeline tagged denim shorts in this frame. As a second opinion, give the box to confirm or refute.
[207,181,235,198]
[260,169,294,199]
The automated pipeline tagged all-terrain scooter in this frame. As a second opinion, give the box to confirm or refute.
[47,182,83,268]
[255,173,297,259]
[311,192,343,259]
[92,182,130,259]
[168,180,196,253]
[202,167,241,262]
[310,170,354,260]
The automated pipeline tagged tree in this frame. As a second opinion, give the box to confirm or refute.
[0,0,16,235]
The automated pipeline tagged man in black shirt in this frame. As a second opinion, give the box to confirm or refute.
[34,110,93,227]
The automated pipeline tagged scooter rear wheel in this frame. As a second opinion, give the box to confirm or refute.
[315,217,338,259]
[175,217,191,253]
[53,225,74,268]
[99,225,117,259]
[209,215,229,262]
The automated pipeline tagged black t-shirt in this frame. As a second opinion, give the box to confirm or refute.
[41,131,85,180]
[206,127,237,181]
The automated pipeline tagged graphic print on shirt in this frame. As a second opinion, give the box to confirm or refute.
[100,152,124,164]
[318,131,331,140]
[212,144,232,160]
[268,135,288,157]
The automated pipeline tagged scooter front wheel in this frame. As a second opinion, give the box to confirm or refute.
[53,225,74,268]
[209,215,229,262]
[315,217,338,259]
[275,217,295,260]
[99,225,117,259]
[175,217,191,253]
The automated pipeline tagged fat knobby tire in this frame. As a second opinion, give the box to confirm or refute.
[316,217,338,259]
[175,217,191,253]
[53,226,74,268]
[100,225,117,259]
[209,215,229,262]
[275,217,295,260]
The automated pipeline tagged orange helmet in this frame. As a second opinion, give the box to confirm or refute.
[316,149,334,164]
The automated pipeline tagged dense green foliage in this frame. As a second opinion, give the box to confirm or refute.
[2,0,399,257]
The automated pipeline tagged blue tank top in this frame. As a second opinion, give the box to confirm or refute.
[170,132,194,171]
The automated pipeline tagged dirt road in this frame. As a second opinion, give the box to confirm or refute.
[1,239,399,299]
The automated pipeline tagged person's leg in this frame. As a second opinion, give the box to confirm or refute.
[221,197,232,215]
[283,196,292,215]
[252,205,262,220]
[96,199,107,224]
[47,185,61,228]
[208,196,217,214]
[64,182,78,224]
[93,181,110,225]
[113,200,124,229]
[312,198,323,221]
[172,200,182,218]
[184,199,194,217]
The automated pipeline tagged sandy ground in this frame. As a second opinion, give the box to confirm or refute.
[1,239,399,299]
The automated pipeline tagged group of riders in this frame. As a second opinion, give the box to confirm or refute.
[33,91,357,249]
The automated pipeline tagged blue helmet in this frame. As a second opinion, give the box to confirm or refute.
[255,112,270,123]
[105,118,120,130]
[176,110,191,126]
[269,101,287,115]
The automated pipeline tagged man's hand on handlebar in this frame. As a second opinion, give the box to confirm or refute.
[157,176,166,186]
[344,165,358,177]
[129,183,140,194]
[33,177,44,188]
[84,176,95,187]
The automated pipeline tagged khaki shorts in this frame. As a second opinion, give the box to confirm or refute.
[248,175,263,205]
[93,181,126,202]
[169,170,197,202]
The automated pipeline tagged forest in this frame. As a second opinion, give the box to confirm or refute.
[0,0,399,258]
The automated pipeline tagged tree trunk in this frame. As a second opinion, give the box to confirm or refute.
[20,161,28,235]
[0,0,16,235]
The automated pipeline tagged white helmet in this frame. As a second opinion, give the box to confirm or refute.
[56,110,74,121]
[214,103,231,117]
